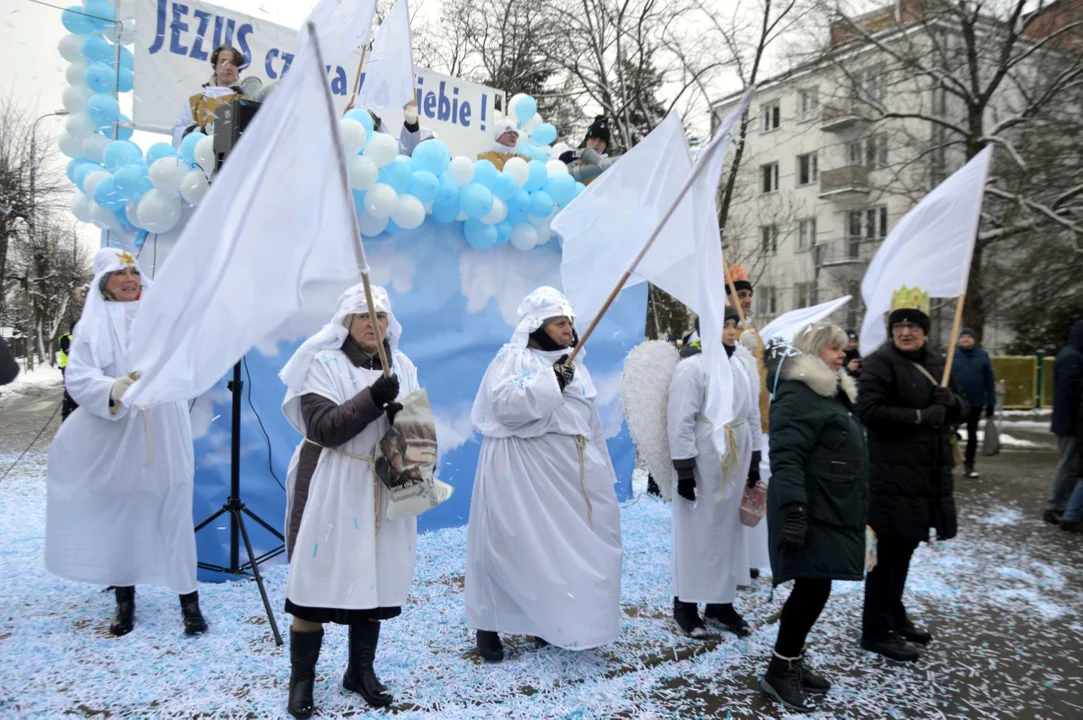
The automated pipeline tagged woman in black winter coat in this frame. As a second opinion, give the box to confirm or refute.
[856,303,967,663]
[760,323,867,714]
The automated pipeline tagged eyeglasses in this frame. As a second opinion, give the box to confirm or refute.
[892,322,921,333]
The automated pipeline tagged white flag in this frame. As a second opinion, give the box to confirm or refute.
[355,0,415,112]
[555,112,693,328]
[760,295,852,346]
[300,0,377,67]
[123,22,363,409]
[859,147,992,356]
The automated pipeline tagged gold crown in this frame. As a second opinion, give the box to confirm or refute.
[890,285,930,315]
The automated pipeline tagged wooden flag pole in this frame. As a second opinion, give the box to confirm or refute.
[564,270,633,364]
[360,273,392,377]
[723,262,752,331]
[351,46,369,98]
[939,292,967,387]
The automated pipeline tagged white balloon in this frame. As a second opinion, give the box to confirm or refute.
[520,114,542,134]
[62,85,93,113]
[340,118,368,156]
[363,133,398,168]
[392,195,426,230]
[83,170,111,198]
[58,34,84,62]
[125,199,141,228]
[149,156,188,194]
[82,134,110,163]
[194,135,216,173]
[531,213,553,243]
[510,224,538,251]
[546,160,570,178]
[503,157,529,187]
[69,192,93,222]
[364,183,398,220]
[66,112,97,140]
[446,156,474,187]
[118,17,138,45]
[348,155,379,191]
[357,211,389,237]
[65,60,88,87]
[138,189,183,233]
[57,133,84,159]
[481,197,507,225]
[90,201,121,231]
[179,169,210,204]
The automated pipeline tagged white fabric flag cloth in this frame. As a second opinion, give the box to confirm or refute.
[555,112,693,327]
[123,23,364,409]
[299,0,376,66]
[859,147,992,356]
[355,0,414,112]
[760,295,852,346]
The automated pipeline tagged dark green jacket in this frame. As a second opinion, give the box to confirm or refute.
[768,353,869,585]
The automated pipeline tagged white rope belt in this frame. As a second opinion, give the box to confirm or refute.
[696,417,748,503]
[303,438,382,537]
[573,434,594,529]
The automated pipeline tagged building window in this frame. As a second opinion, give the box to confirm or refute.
[799,87,819,120]
[846,282,861,329]
[859,64,886,104]
[931,84,947,117]
[757,286,778,316]
[760,224,779,255]
[797,152,819,185]
[930,123,947,185]
[866,134,888,169]
[847,140,863,166]
[797,217,817,250]
[847,206,889,256]
[794,282,814,309]
[761,100,780,132]
[761,162,779,193]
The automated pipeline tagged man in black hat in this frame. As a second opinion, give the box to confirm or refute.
[583,115,610,156]
[557,116,616,185]
[843,329,862,378]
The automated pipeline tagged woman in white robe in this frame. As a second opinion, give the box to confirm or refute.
[466,286,623,662]
[45,248,204,637]
[279,284,419,718]
[667,306,761,638]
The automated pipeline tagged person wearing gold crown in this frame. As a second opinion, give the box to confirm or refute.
[855,285,967,662]
[45,248,206,638]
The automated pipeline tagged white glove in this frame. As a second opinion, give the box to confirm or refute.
[740,329,761,351]
[110,375,136,403]
[403,103,419,125]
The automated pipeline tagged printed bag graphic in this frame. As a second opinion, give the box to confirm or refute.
[374,388,453,520]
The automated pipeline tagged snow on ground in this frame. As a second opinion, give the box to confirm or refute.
[1,458,1080,718]
[0,362,62,399]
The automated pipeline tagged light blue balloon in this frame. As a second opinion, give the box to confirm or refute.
[84,0,116,32]
[119,46,134,71]
[460,183,494,219]
[86,94,120,127]
[180,131,206,166]
[506,190,530,225]
[411,139,451,176]
[82,34,114,64]
[406,170,439,204]
[384,219,402,235]
[378,157,413,194]
[345,109,375,137]
[491,173,519,202]
[145,142,178,165]
[524,161,548,192]
[93,176,125,210]
[546,174,577,208]
[66,158,91,183]
[496,221,512,244]
[529,190,554,218]
[85,61,115,94]
[464,219,498,249]
[472,159,498,189]
[514,96,538,124]
[115,114,133,141]
[531,123,558,146]
[575,181,586,196]
[103,140,142,171]
[431,198,459,223]
[113,164,152,200]
[117,67,133,93]
[113,207,133,230]
[74,163,101,190]
[61,6,95,35]
[435,173,459,205]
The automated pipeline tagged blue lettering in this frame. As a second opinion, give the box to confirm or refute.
[189,9,211,61]
[460,101,471,127]
[169,3,190,56]
[148,0,166,55]
[437,81,451,122]
[236,24,253,68]
[264,48,279,79]
[224,18,236,46]
[330,66,347,95]
[280,52,295,77]
[213,15,223,47]
[479,94,487,131]
[423,91,436,117]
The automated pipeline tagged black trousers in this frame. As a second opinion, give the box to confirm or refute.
[862,536,920,640]
[964,406,982,465]
[775,578,832,657]
[60,367,79,421]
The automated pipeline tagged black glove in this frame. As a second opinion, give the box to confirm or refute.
[386,401,403,424]
[674,461,696,501]
[369,373,400,407]
[746,450,762,489]
[779,505,808,556]
[933,387,955,408]
[985,405,995,418]
[554,355,575,391]
[922,404,947,427]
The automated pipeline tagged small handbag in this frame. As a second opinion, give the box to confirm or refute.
[739,481,767,527]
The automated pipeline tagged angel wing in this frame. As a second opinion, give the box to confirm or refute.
[621,340,680,501]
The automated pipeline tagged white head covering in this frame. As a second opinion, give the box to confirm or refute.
[279,283,401,393]
[77,247,149,372]
[490,118,520,155]
[511,286,577,347]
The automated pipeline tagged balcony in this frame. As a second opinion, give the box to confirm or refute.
[814,238,879,269]
[818,165,871,201]
[820,103,867,132]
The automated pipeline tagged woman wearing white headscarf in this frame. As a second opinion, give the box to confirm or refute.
[278,283,420,719]
[466,286,623,662]
[45,248,204,638]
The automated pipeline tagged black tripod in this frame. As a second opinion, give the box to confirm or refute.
[193,361,286,645]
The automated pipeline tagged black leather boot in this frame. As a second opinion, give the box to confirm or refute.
[180,591,208,635]
[761,652,815,713]
[110,586,135,637]
[704,603,751,637]
[673,597,708,639]
[476,630,504,662]
[796,648,830,694]
[343,621,393,708]
[287,629,323,719]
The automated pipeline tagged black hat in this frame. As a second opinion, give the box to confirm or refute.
[888,308,930,335]
[847,329,858,340]
[585,116,610,146]
[724,264,753,295]
[724,305,741,324]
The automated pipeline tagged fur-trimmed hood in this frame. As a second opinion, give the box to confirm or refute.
[778,353,857,402]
